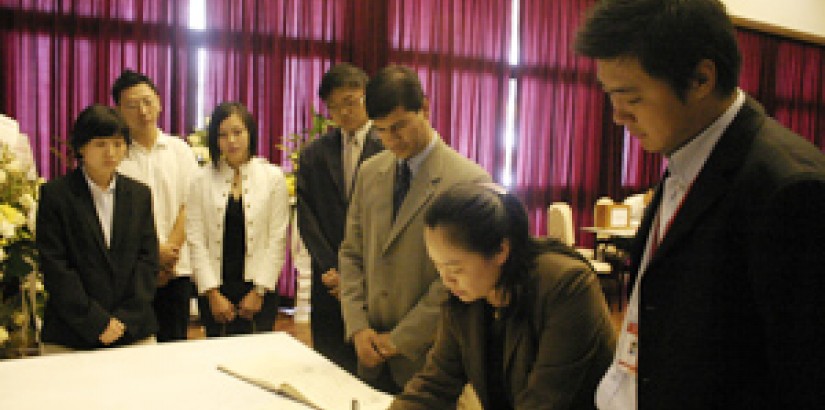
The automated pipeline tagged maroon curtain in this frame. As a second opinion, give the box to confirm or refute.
[386,0,511,177]
[516,0,615,246]
[198,0,390,169]
[737,29,825,149]
[0,0,190,179]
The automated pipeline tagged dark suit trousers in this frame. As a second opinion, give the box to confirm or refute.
[153,276,192,342]
[310,278,358,375]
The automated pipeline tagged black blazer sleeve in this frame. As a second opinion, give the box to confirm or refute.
[297,139,339,272]
[110,181,159,336]
[36,182,111,344]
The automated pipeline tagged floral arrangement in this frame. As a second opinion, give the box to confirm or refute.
[186,117,211,166]
[0,143,44,358]
[276,108,335,197]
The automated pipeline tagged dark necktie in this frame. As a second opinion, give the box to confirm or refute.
[392,160,411,222]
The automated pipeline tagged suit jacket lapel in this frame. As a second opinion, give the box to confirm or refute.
[68,169,113,269]
[323,129,346,202]
[109,174,131,259]
[463,304,489,408]
[502,312,527,387]
[382,142,443,253]
[347,128,383,203]
[644,97,762,272]
[359,129,383,164]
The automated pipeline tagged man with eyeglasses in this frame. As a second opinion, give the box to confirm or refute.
[297,63,384,375]
[112,70,199,343]
[339,65,490,393]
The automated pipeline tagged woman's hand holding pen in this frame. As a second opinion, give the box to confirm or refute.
[207,288,236,323]
[373,333,399,358]
[353,328,387,367]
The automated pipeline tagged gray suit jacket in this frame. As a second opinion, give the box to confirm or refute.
[340,137,490,386]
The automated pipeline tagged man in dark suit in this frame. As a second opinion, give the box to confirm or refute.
[37,105,159,352]
[575,1,825,408]
[297,63,383,374]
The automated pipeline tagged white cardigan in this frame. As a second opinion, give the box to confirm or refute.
[186,157,289,294]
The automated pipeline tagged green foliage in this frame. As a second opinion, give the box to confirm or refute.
[276,108,336,170]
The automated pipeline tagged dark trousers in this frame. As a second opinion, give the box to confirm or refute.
[152,276,192,342]
[311,273,358,375]
[197,281,279,337]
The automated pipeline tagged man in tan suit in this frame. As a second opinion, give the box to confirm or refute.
[339,65,490,393]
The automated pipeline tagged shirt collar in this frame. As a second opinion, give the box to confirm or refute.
[667,89,745,188]
[82,168,117,194]
[343,120,372,146]
[128,128,169,155]
[402,131,439,176]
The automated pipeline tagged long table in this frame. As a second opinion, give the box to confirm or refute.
[0,332,361,409]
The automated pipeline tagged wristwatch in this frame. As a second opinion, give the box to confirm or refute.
[253,285,267,297]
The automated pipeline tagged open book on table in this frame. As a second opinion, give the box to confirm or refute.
[218,346,393,410]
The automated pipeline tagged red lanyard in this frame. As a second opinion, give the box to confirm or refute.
[649,179,695,256]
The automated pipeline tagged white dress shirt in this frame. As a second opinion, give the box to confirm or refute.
[82,169,117,248]
[118,130,199,276]
[596,89,746,409]
[342,120,372,198]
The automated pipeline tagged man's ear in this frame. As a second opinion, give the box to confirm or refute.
[421,98,430,121]
[691,59,717,100]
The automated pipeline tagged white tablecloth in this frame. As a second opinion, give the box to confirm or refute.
[0,332,344,409]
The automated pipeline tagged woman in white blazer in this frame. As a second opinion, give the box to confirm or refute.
[186,102,289,336]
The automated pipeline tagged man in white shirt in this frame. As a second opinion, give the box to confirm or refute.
[113,70,199,342]
[575,0,825,408]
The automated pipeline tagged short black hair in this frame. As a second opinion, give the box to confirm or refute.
[111,69,159,105]
[365,65,425,119]
[318,63,369,101]
[575,0,741,100]
[207,102,258,168]
[70,105,131,159]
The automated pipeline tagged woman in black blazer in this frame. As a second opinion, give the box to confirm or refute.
[36,105,159,351]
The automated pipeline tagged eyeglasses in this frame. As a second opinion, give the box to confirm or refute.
[121,97,158,111]
[327,95,364,114]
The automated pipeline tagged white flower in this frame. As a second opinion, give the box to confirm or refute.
[6,159,23,173]
[0,326,9,345]
[19,193,35,211]
[187,133,202,146]
[0,220,15,240]
[193,146,211,162]
[26,207,36,235]
[0,204,26,228]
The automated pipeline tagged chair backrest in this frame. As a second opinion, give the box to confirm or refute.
[623,194,646,226]
[547,202,575,247]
